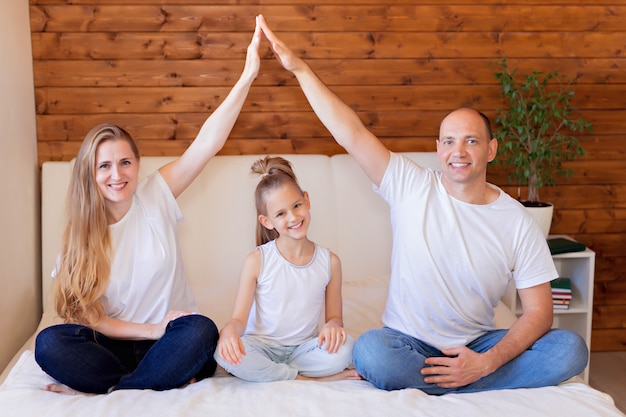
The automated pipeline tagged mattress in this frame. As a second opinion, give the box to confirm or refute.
[1,346,624,417]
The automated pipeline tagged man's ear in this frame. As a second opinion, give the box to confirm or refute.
[258,214,274,230]
[487,137,498,162]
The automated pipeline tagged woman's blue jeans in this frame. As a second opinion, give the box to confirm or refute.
[353,327,588,395]
[34,314,218,394]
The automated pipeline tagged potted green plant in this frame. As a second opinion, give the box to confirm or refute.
[492,58,593,237]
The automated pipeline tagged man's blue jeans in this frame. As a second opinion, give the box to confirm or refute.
[34,314,218,394]
[353,327,588,395]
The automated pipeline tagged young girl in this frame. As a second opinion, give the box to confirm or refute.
[215,156,360,382]
[33,20,262,395]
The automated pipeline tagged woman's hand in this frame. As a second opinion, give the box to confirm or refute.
[91,310,192,341]
[318,323,346,354]
[157,16,262,199]
[151,310,193,339]
[241,18,262,82]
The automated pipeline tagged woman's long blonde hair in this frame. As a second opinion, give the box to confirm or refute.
[54,124,139,325]
[251,156,303,246]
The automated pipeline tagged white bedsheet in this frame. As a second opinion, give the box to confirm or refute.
[1,350,623,417]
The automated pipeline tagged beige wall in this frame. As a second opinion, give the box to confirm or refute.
[0,0,40,371]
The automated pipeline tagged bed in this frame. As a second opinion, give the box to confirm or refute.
[1,153,623,417]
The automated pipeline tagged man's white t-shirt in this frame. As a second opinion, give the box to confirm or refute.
[377,152,558,349]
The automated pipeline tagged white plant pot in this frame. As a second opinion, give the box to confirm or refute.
[523,202,554,239]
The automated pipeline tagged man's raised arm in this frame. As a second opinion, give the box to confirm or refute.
[257,14,390,186]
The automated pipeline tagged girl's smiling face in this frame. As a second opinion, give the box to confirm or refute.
[95,139,140,223]
[258,182,311,240]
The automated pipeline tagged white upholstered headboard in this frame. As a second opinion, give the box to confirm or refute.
[40,153,516,328]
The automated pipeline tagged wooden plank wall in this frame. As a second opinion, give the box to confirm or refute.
[29,0,626,351]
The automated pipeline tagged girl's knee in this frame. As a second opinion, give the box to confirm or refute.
[342,334,355,352]
[333,335,355,368]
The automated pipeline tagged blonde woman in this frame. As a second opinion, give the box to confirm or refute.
[34,20,262,394]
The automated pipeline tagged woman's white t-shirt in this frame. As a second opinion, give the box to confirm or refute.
[102,172,197,324]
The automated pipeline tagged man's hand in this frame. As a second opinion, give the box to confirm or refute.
[421,346,494,388]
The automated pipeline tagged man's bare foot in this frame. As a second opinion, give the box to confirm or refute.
[296,368,363,382]
[44,383,78,395]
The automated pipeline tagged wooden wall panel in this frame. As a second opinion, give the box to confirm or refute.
[30,32,626,60]
[29,5,626,33]
[33,58,626,87]
[29,0,626,351]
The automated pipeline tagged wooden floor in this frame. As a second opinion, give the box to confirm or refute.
[589,351,626,413]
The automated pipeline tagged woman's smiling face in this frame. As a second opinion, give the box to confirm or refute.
[95,138,140,223]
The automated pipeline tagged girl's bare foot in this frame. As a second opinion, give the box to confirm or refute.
[296,368,363,382]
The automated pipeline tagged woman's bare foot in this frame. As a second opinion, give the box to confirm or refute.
[179,377,198,388]
[44,383,78,395]
[296,368,363,382]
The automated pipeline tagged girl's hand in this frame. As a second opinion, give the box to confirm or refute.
[217,326,247,366]
[318,324,346,354]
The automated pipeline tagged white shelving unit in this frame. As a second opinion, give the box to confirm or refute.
[515,236,595,383]
[551,248,595,383]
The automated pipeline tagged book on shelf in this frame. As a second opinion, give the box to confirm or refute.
[547,237,586,255]
[551,277,572,310]
[552,293,573,300]
[550,277,572,293]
